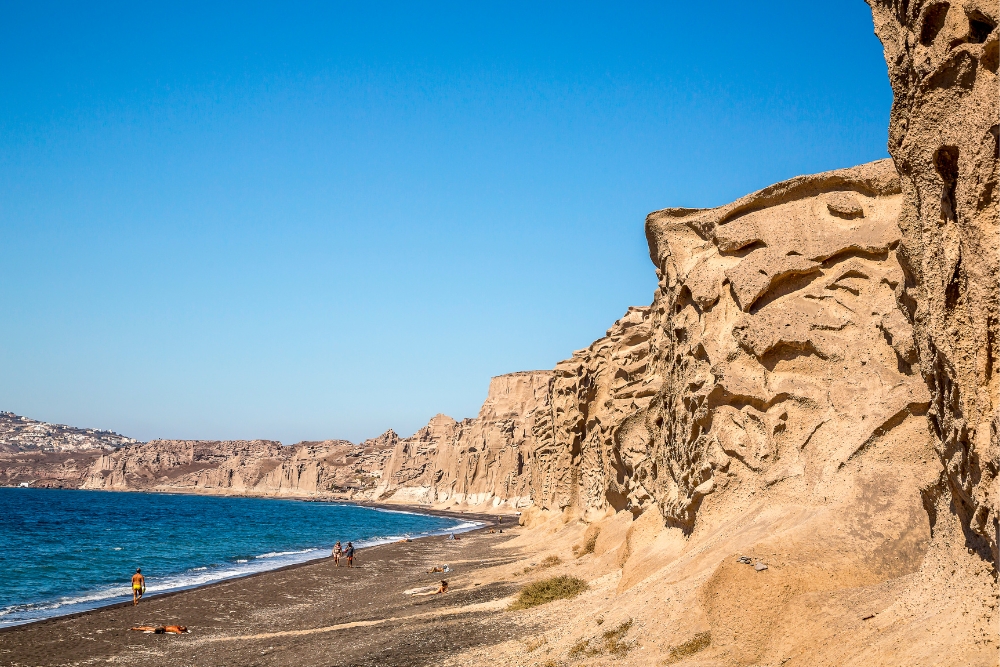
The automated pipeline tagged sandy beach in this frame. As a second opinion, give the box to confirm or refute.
[0,512,533,667]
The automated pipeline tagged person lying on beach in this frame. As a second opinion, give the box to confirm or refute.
[332,541,342,566]
[426,564,451,573]
[345,542,355,567]
[404,581,448,596]
[129,625,188,634]
[131,569,145,606]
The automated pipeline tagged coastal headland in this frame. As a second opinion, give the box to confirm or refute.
[1,2,997,663]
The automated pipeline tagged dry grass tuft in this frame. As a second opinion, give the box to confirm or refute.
[601,618,635,657]
[520,555,562,575]
[567,619,635,658]
[508,575,588,610]
[524,635,547,652]
[662,631,711,664]
[568,638,591,658]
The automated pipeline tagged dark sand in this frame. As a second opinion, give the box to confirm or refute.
[0,514,532,667]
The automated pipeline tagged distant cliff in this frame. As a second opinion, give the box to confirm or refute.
[79,438,392,497]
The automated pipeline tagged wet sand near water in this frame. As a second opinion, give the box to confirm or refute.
[0,516,530,667]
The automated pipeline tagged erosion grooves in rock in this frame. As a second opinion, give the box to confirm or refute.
[866,0,999,566]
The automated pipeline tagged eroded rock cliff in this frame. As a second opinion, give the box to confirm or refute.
[80,438,392,497]
[866,0,999,563]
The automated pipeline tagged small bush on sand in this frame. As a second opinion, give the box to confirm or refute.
[662,631,711,664]
[509,575,588,610]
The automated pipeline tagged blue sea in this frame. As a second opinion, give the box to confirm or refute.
[0,488,477,627]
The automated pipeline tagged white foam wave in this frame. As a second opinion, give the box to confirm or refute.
[256,548,316,559]
[372,507,423,516]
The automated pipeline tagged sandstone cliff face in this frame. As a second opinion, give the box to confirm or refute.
[376,371,554,508]
[492,161,923,527]
[80,438,392,497]
[866,0,998,562]
[0,451,101,487]
[373,161,928,538]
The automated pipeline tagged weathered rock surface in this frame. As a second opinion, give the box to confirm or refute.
[376,371,554,508]
[0,451,102,488]
[79,438,392,497]
[371,161,936,543]
[866,0,999,563]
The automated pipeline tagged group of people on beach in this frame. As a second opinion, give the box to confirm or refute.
[331,540,356,567]
[127,540,359,608]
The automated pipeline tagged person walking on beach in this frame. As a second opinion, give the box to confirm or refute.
[332,541,342,566]
[344,542,355,568]
[131,568,145,606]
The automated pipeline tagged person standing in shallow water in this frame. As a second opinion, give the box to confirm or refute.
[332,541,342,566]
[131,568,145,606]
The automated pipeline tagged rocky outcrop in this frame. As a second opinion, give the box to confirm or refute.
[866,0,999,562]
[376,371,554,507]
[80,438,393,497]
[374,161,929,534]
[0,451,102,487]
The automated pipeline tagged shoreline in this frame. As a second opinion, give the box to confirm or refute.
[0,490,510,633]
[0,520,529,667]
[0,482,525,516]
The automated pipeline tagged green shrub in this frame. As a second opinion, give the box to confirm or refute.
[508,575,588,610]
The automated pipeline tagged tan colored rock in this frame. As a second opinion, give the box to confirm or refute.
[380,162,930,539]
[0,450,102,487]
[377,371,553,508]
[866,0,999,562]
[79,437,393,497]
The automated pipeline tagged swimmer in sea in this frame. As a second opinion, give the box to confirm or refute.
[131,568,145,606]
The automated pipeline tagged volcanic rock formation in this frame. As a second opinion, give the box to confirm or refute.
[80,438,392,496]
[866,0,999,564]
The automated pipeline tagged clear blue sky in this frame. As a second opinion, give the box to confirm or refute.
[0,1,891,443]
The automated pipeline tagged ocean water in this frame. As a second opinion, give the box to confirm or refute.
[0,488,477,627]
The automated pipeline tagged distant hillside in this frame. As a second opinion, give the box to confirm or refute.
[0,411,137,453]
